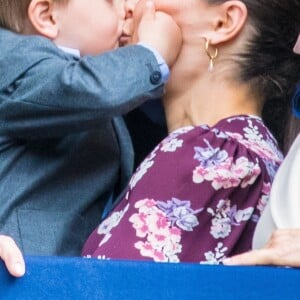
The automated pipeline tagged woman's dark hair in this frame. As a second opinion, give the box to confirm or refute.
[209,0,300,150]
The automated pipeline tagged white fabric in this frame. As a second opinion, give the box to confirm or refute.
[252,134,300,249]
[58,46,80,57]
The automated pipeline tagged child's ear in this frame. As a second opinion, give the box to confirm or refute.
[205,0,248,45]
[27,0,58,39]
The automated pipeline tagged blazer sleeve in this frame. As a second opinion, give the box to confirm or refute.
[0,35,164,138]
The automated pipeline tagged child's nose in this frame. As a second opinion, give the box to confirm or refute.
[114,0,126,20]
[125,0,139,19]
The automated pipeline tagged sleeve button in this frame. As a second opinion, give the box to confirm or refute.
[150,70,162,85]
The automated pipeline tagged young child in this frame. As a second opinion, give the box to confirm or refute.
[0,0,181,263]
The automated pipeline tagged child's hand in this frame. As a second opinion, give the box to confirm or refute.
[0,235,25,277]
[134,1,182,67]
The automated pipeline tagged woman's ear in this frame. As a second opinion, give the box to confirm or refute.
[207,0,248,45]
[27,0,58,39]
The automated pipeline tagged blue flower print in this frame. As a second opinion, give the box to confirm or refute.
[157,198,203,231]
[207,199,254,239]
[194,139,228,168]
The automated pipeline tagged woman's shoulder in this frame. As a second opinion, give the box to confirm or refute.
[213,115,277,144]
[167,115,282,162]
[212,115,283,162]
[159,115,283,182]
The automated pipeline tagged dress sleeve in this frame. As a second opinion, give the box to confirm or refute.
[126,124,276,263]
[81,119,280,263]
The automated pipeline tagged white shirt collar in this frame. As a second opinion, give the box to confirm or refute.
[58,45,80,58]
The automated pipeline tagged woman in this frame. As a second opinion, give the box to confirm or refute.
[81,0,300,263]
[2,0,300,273]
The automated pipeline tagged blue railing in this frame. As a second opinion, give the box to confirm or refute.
[1,256,300,299]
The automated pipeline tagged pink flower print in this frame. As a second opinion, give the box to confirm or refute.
[153,249,167,262]
[198,156,262,190]
[225,132,243,141]
[208,159,235,189]
[148,233,168,249]
[134,199,159,215]
[155,212,169,230]
[129,212,149,238]
[256,182,271,215]
[135,198,156,210]
[211,172,240,190]
[226,129,282,164]
[146,227,181,254]
[135,241,162,260]
[170,227,181,236]
[193,166,209,183]
[135,234,181,262]
[130,198,186,262]
[232,157,251,177]
[154,234,167,242]
[143,214,169,242]
[145,199,156,208]
[262,181,271,194]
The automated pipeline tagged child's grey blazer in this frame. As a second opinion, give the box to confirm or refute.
[0,28,164,256]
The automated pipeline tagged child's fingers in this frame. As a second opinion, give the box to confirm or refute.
[0,235,25,277]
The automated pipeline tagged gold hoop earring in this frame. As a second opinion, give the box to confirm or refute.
[205,39,218,71]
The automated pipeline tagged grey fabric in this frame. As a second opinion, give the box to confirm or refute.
[0,28,164,256]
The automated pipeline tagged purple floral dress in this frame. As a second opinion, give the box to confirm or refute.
[82,115,283,264]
